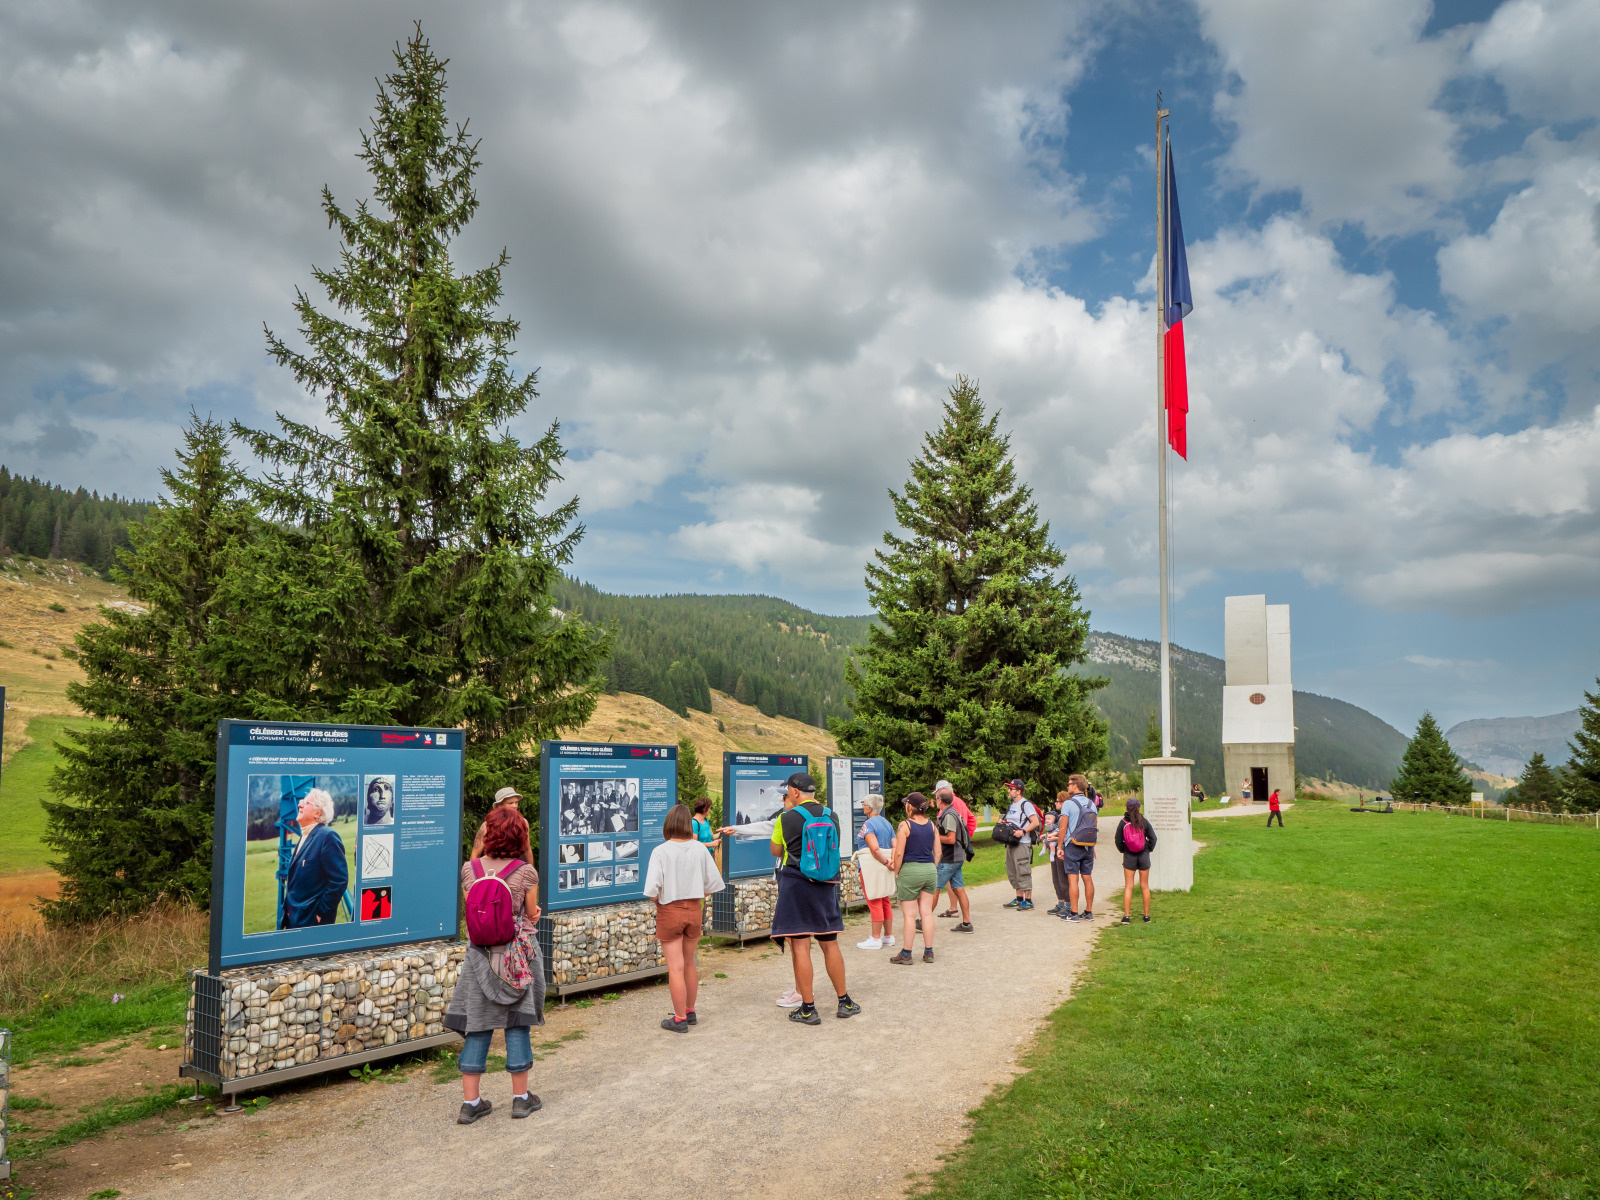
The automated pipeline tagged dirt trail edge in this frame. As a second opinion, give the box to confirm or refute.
[103,856,1130,1200]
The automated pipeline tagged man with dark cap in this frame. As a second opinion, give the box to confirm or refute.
[768,771,861,1025]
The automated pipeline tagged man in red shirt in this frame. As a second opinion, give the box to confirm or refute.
[1267,788,1284,827]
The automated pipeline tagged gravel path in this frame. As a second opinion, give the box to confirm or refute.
[117,851,1133,1200]
[1192,801,1292,819]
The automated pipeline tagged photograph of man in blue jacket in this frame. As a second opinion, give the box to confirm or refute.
[279,787,349,929]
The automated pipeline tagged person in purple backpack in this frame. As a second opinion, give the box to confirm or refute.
[1115,799,1157,924]
[445,806,544,1123]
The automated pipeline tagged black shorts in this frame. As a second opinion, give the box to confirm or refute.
[1123,851,1152,871]
[787,932,838,943]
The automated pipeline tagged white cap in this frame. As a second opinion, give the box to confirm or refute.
[935,779,953,793]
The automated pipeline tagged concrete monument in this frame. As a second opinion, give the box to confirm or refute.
[1222,595,1295,804]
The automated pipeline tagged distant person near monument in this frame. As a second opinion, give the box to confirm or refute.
[279,788,347,929]
[1267,788,1283,827]
[1115,799,1157,924]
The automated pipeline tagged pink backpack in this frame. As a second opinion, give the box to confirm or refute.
[465,859,523,946]
[1124,820,1147,854]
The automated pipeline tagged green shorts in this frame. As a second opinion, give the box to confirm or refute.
[896,861,937,902]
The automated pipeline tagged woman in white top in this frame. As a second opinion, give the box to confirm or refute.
[645,804,726,1033]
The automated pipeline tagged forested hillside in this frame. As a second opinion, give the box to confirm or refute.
[1078,632,1409,792]
[553,579,874,728]
[0,468,149,573]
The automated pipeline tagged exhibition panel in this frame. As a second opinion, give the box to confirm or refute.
[826,756,885,854]
[540,741,676,911]
[209,720,465,975]
[722,752,808,879]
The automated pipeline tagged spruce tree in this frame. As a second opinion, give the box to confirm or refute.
[676,735,708,808]
[1561,679,1600,813]
[832,377,1107,806]
[235,27,608,840]
[1140,709,1162,761]
[1511,751,1561,812]
[1390,711,1472,806]
[43,417,275,919]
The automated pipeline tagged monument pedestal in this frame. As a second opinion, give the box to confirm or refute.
[1139,757,1194,891]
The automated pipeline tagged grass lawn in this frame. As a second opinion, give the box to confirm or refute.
[923,800,1600,1200]
[0,715,96,873]
[242,815,359,934]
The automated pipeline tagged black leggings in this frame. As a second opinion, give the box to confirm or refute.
[1267,810,1283,827]
[1050,855,1072,902]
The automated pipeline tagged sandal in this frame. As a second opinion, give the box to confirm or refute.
[938,909,959,918]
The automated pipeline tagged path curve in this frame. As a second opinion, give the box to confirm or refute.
[111,852,1134,1200]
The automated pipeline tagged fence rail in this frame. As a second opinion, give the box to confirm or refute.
[1391,802,1600,828]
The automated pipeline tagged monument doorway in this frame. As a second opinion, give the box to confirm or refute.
[1251,766,1269,805]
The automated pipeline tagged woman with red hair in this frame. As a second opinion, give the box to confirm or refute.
[444,805,544,1124]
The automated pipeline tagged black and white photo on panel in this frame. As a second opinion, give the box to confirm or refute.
[558,842,586,865]
[587,866,613,888]
[614,839,639,861]
[733,779,788,824]
[588,840,613,862]
[558,868,585,891]
[363,774,396,826]
[559,777,640,837]
[613,863,639,886]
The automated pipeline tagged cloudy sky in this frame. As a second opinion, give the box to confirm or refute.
[3,0,1597,734]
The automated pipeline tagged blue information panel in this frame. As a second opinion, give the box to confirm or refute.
[827,756,885,853]
[722,753,808,880]
[210,720,465,974]
[540,741,676,911]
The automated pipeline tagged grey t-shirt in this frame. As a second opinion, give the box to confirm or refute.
[939,808,965,861]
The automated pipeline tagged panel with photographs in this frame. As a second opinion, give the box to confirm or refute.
[559,777,640,836]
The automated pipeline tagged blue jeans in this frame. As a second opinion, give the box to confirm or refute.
[458,1026,532,1075]
[936,861,965,889]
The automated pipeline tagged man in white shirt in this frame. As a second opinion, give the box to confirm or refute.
[1001,779,1040,911]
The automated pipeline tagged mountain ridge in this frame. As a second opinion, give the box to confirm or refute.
[1445,710,1581,778]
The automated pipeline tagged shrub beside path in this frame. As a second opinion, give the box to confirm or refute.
[103,853,1134,1200]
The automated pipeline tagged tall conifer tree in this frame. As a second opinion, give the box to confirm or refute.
[676,735,709,808]
[1390,711,1472,805]
[44,417,277,918]
[236,27,607,837]
[833,378,1106,805]
[1561,679,1600,813]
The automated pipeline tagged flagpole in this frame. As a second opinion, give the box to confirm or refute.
[1156,99,1173,759]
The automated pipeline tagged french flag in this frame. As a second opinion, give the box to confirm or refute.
[1164,145,1193,460]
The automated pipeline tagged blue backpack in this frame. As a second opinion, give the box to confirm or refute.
[796,803,840,882]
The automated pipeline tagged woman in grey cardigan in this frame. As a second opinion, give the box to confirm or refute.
[444,806,545,1123]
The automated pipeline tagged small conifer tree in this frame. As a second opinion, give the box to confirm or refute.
[833,377,1107,804]
[1510,751,1562,812]
[1390,711,1471,806]
[677,735,709,808]
[44,417,273,918]
[1561,679,1600,813]
[1140,710,1163,761]
[236,27,607,839]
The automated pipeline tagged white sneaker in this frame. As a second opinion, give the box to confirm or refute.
[882,935,895,947]
[776,989,803,1008]
[856,936,883,950]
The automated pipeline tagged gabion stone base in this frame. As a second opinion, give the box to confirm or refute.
[549,901,665,987]
[186,940,464,1083]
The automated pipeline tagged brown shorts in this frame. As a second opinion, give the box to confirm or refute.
[655,898,703,942]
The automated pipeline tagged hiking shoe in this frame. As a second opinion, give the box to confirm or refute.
[1120,915,1131,925]
[889,949,914,965]
[952,922,974,933]
[1019,899,1034,910]
[789,1004,821,1025]
[1079,910,1092,920]
[661,1015,689,1033]
[685,1010,697,1025]
[457,1098,492,1124]
[511,1093,542,1119]
[836,996,862,1019]
[856,936,883,950]
[922,949,934,963]
[1003,898,1022,909]
[1064,910,1082,921]
[777,989,803,1008]
[1048,902,1066,915]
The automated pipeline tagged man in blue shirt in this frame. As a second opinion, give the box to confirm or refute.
[1060,774,1097,921]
